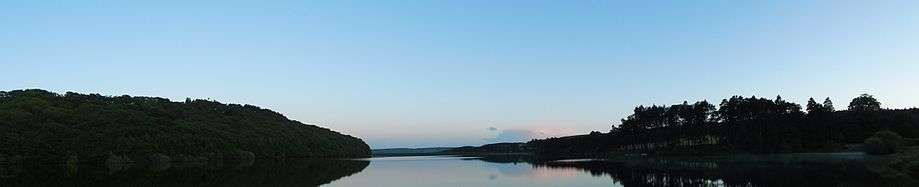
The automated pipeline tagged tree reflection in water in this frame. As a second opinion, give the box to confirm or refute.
[472,155,915,187]
[0,159,369,187]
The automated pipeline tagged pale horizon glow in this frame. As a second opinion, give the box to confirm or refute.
[2,1,919,148]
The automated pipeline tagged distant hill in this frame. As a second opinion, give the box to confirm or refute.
[372,143,536,157]
[372,147,455,157]
[447,143,534,155]
[0,89,371,164]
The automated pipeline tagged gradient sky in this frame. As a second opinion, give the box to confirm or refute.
[3,1,919,148]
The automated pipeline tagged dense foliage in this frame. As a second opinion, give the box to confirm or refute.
[865,131,905,155]
[873,146,919,179]
[0,89,370,164]
[533,94,919,156]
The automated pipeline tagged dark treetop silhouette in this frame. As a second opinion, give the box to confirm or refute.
[0,89,370,164]
[531,94,919,157]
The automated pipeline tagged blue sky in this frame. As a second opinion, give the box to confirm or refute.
[3,1,919,148]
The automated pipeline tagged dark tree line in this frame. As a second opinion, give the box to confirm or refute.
[448,142,534,155]
[533,94,919,155]
[0,89,371,164]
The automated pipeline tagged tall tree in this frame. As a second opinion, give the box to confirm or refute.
[823,97,835,112]
[806,98,823,114]
[849,94,881,112]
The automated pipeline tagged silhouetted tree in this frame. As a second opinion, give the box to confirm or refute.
[823,97,835,112]
[807,98,822,114]
[849,94,881,112]
[533,94,919,156]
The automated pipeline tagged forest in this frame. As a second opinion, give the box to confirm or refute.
[532,94,919,156]
[0,89,371,164]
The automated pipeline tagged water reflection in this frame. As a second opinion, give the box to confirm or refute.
[470,155,915,187]
[0,159,369,186]
[325,156,617,187]
[2,155,914,186]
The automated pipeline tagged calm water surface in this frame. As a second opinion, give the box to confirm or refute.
[325,155,909,187]
[1,154,915,186]
[325,156,617,187]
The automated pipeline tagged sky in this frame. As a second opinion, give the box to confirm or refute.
[2,1,919,148]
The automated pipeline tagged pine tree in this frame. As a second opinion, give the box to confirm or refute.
[806,98,822,114]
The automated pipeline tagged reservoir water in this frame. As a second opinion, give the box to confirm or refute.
[2,154,915,186]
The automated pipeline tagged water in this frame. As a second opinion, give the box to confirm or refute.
[1,154,915,186]
[327,155,911,187]
[326,156,616,187]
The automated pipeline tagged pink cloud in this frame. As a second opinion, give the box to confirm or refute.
[488,127,578,143]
